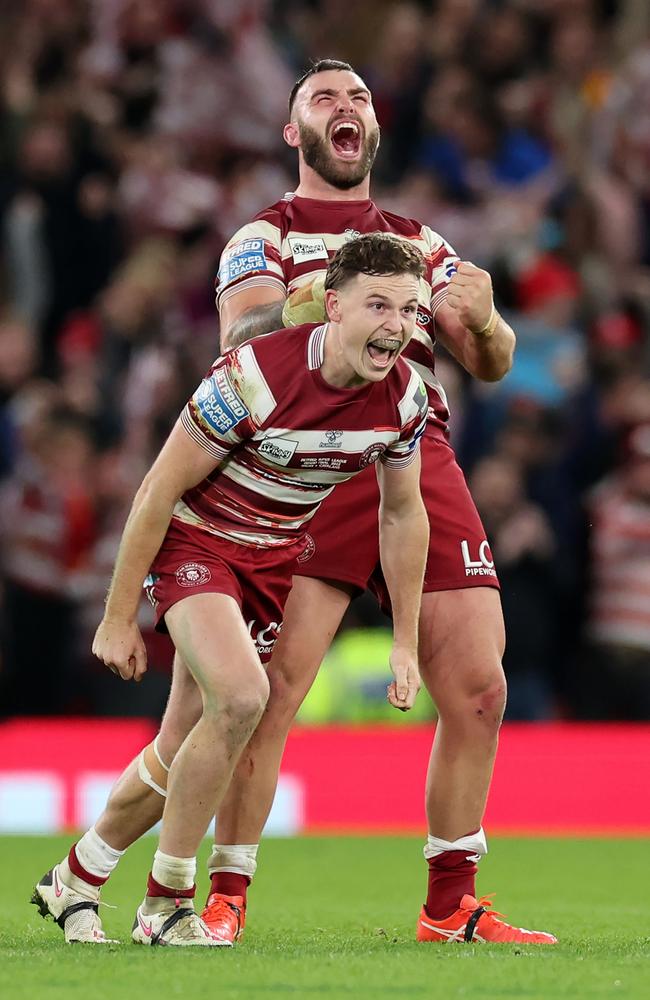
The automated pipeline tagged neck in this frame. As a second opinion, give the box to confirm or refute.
[320,323,365,388]
[295,162,371,202]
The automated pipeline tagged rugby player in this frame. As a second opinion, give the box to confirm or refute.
[33,61,557,947]
[202,60,556,946]
[32,234,429,946]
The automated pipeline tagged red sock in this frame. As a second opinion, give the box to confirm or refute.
[425,850,478,920]
[68,845,108,888]
[210,871,250,901]
[146,873,196,899]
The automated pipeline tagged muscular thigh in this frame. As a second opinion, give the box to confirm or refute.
[419,587,506,708]
[267,576,353,695]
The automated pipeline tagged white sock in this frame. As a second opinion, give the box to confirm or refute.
[423,827,488,862]
[151,850,196,891]
[207,843,259,879]
[74,827,125,880]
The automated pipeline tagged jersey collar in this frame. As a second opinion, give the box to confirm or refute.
[307,324,328,370]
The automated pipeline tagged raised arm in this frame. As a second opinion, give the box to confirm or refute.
[376,450,429,711]
[434,262,515,383]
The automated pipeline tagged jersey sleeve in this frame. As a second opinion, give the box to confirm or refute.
[215,216,286,309]
[180,351,259,463]
[422,225,460,318]
[380,370,428,470]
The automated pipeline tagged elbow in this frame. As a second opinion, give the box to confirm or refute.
[481,352,514,382]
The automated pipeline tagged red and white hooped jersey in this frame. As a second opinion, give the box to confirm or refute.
[177,323,427,548]
[215,193,459,429]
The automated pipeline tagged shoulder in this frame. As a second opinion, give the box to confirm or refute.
[375,205,456,257]
[222,199,287,255]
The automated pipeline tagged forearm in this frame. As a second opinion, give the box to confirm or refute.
[104,481,177,621]
[379,498,429,649]
[221,302,285,351]
[454,314,516,382]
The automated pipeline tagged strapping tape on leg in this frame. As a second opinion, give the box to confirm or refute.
[137,745,167,798]
[423,827,488,861]
[207,843,258,879]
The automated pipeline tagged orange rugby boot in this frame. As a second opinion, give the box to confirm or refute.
[201,892,246,945]
[416,895,557,944]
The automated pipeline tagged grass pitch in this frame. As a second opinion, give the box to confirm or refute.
[1,835,648,999]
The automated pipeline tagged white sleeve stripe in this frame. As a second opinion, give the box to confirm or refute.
[380,446,419,469]
[430,287,449,315]
[235,344,277,422]
[180,409,234,461]
[217,274,286,306]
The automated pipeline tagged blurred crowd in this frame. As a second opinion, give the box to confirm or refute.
[1,0,650,721]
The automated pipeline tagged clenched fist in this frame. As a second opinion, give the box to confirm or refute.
[447,261,494,335]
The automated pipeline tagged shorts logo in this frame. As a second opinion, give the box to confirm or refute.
[143,573,160,609]
[219,239,267,287]
[460,540,496,577]
[320,429,343,449]
[288,237,329,264]
[297,533,316,564]
[175,562,212,587]
[247,619,282,655]
[258,436,299,466]
[194,367,249,435]
[360,442,387,468]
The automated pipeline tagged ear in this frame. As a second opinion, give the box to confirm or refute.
[283,122,300,148]
[324,288,341,322]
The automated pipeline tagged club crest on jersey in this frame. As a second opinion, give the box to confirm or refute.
[258,436,299,466]
[360,442,387,468]
[320,430,343,449]
[288,236,329,264]
[175,562,212,587]
[297,533,316,564]
[194,367,249,435]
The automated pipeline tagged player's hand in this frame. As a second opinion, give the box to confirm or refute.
[92,618,148,682]
[281,272,326,327]
[447,261,494,335]
[387,644,421,712]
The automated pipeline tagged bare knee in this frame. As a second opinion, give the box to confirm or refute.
[265,660,307,722]
[426,659,507,736]
[205,670,270,735]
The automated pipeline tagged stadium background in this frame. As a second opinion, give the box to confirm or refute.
[0,0,649,837]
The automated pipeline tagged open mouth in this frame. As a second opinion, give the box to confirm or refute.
[366,337,401,369]
[330,120,362,158]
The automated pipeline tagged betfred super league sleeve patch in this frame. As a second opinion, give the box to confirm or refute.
[218,238,268,288]
[193,366,250,436]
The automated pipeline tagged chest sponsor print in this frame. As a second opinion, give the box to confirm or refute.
[288,236,329,264]
[257,437,299,466]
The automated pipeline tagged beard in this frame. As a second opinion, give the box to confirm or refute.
[297,120,380,190]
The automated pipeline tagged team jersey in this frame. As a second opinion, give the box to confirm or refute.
[176,323,427,548]
[215,193,459,428]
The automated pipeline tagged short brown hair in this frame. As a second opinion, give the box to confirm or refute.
[289,59,355,114]
[325,233,425,291]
